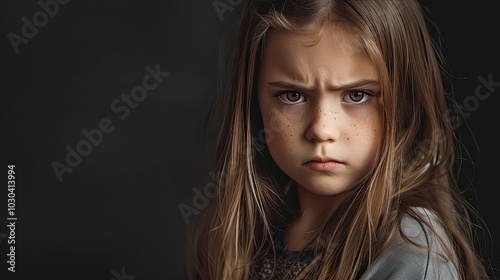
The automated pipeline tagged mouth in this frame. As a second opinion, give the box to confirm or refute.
[304,157,344,172]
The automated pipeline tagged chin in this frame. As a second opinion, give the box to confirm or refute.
[297,183,352,197]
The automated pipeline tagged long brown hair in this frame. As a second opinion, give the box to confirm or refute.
[187,1,490,279]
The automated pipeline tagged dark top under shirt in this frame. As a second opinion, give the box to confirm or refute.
[251,196,338,279]
[250,230,317,279]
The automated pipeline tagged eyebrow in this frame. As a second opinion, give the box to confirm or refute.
[267,79,380,92]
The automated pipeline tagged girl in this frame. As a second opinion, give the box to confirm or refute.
[188,0,491,279]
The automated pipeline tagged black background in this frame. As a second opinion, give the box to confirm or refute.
[1,1,499,279]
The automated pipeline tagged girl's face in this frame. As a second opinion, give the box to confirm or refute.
[257,23,383,197]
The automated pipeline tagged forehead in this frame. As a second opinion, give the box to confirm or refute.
[263,22,362,55]
[259,22,377,86]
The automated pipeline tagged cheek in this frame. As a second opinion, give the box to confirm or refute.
[262,110,299,157]
[261,108,281,140]
[261,104,302,133]
[367,121,383,163]
[347,116,382,153]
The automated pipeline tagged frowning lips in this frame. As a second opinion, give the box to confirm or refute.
[304,156,345,172]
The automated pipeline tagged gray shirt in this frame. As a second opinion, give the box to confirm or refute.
[251,207,458,279]
[359,207,458,279]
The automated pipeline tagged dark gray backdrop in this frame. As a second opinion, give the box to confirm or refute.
[1,1,499,279]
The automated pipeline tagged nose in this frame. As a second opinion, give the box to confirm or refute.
[305,103,339,143]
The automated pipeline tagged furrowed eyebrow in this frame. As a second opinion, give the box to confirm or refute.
[268,81,313,92]
[268,79,380,92]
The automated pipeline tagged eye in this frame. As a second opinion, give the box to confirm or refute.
[342,90,372,104]
[278,91,306,104]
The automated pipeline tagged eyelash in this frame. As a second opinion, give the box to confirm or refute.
[277,90,374,105]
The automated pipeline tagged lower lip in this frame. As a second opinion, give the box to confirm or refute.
[305,161,343,172]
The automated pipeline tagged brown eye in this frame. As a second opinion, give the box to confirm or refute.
[343,90,371,104]
[350,91,364,102]
[287,92,301,102]
[278,91,305,104]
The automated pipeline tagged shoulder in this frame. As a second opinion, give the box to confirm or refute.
[359,207,459,280]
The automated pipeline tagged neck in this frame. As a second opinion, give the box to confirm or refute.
[283,183,350,251]
[296,183,350,228]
